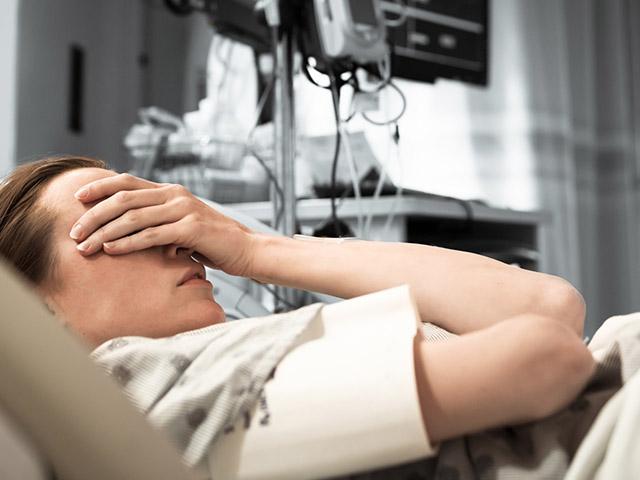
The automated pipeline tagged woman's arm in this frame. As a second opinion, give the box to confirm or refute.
[413,313,595,443]
[70,174,585,335]
[246,234,586,335]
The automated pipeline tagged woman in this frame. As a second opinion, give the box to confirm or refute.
[0,156,595,473]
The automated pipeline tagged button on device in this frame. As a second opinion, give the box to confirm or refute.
[409,32,430,47]
[439,33,458,49]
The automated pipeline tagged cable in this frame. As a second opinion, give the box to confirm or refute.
[296,25,363,237]
[339,122,364,237]
[328,73,344,237]
[250,146,285,227]
[382,124,403,238]
[248,70,276,137]
[363,132,391,238]
[362,80,407,126]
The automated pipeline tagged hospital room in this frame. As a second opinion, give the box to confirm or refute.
[1,0,640,478]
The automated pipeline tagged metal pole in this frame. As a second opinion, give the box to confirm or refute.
[272,27,297,309]
[273,29,296,236]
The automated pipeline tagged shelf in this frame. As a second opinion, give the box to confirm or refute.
[225,195,551,227]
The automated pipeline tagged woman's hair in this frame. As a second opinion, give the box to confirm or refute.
[0,156,106,287]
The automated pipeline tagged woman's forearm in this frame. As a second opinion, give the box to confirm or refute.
[414,314,595,443]
[247,233,585,335]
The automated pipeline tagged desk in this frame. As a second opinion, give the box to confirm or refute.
[226,195,552,272]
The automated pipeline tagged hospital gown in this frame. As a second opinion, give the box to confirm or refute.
[91,286,436,479]
[91,302,323,469]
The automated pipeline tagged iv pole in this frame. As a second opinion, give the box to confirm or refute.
[273,29,296,239]
[269,4,298,309]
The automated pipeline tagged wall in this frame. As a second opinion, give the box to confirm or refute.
[182,13,213,113]
[16,0,144,171]
[142,1,213,116]
[0,0,19,176]
[142,0,189,115]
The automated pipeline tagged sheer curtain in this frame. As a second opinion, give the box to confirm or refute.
[468,0,640,334]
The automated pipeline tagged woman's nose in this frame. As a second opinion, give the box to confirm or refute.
[163,245,194,259]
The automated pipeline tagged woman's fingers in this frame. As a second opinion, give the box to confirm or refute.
[76,203,186,255]
[74,172,160,203]
[71,187,169,242]
[101,220,191,256]
[69,188,167,241]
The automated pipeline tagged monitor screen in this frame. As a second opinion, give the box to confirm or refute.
[381,0,489,86]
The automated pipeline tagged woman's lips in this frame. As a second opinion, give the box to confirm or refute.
[178,265,207,286]
[180,277,212,287]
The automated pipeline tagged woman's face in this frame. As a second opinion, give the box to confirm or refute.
[39,168,225,347]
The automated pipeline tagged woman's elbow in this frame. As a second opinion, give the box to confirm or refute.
[542,278,587,337]
[525,319,595,420]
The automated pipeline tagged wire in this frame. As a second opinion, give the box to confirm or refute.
[339,123,364,237]
[363,131,391,238]
[382,124,403,238]
[328,71,344,237]
[297,25,364,237]
[362,80,407,126]
[250,73,275,131]
[249,146,285,227]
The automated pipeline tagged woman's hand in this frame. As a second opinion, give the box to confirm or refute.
[69,173,257,277]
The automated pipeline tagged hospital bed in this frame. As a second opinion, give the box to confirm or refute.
[0,255,199,480]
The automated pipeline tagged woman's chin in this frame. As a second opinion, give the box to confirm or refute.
[176,299,226,332]
[208,299,226,324]
[202,298,226,325]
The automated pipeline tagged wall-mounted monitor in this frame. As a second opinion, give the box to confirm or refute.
[381,0,489,86]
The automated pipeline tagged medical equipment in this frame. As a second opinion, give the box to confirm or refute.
[312,0,388,64]
[160,0,492,307]
[381,0,489,85]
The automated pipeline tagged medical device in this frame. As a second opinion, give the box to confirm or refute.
[312,0,387,64]
[381,0,489,85]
